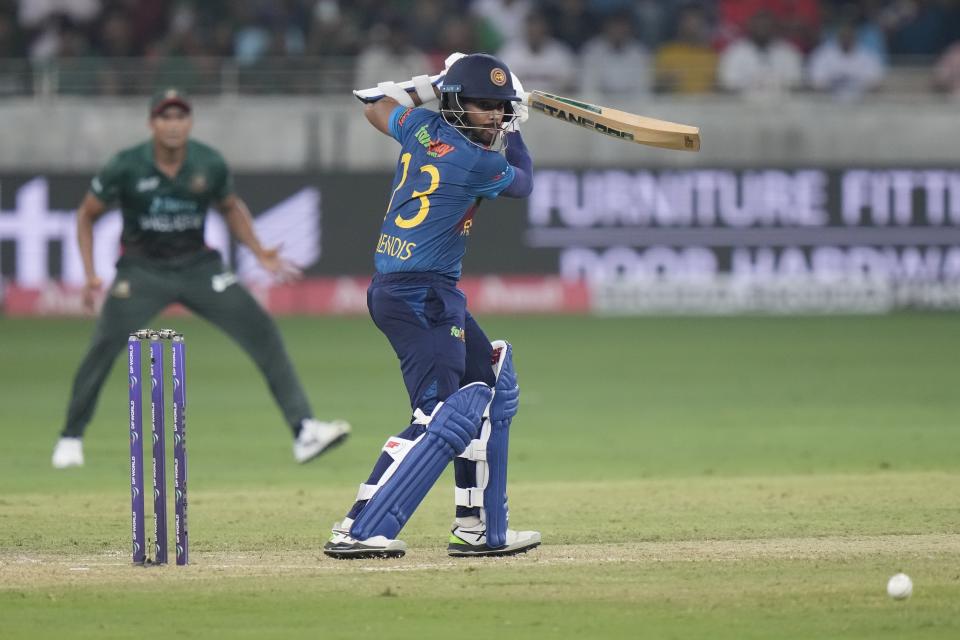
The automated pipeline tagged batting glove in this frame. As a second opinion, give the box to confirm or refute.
[510,73,529,128]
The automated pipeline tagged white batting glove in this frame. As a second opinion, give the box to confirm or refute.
[510,72,529,128]
[353,74,441,106]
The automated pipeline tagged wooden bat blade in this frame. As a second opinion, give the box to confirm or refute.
[527,90,701,152]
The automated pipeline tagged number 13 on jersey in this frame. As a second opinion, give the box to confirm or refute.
[386,152,440,229]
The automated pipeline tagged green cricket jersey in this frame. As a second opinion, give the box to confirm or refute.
[90,140,233,259]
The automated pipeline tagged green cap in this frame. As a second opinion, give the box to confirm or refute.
[149,87,192,116]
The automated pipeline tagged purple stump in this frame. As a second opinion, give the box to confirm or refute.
[128,335,146,565]
[172,335,189,565]
[150,336,168,564]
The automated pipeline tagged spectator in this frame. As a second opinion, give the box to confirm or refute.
[126,0,170,48]
[880,0,955,58]
[243,26,306,93]
[430,16,480,70]
[54,18,100,95]
[808,12,885,102]
[408,0,450,53]
[655,3,718,94]
[632,0,674,49]
[0,9,23,56]
[95,9,139,95]
[934,40,960,98]
[28,12,78,60]
[18,0,100,31]
[588,0,671,47]
[578,9,651,98]
[821,0,887,62]
[0,9,27,94]
[470,0,531,49]
[145,19,218,96]
[545,0,600,52]
[498,10,576,93]
[354,16,430,90]
[233,2,306,66]
[305,0,362,57]
[717,0,821,53]
[718,10,803,99]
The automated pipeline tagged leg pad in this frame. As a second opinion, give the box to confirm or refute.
[350,382,492,541]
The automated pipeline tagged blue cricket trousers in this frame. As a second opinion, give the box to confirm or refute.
[367,272,496,414]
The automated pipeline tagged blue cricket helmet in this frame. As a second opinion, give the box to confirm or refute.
[440,53,521,102]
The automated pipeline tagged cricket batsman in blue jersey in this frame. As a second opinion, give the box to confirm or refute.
[323,53,541,559]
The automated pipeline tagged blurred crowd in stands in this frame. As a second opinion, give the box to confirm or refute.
[1,0,960,99]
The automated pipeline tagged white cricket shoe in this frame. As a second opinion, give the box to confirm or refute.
[293,419,351,463]
[447,517,541,557]
[323,519,406,559]
[52,437,84,469]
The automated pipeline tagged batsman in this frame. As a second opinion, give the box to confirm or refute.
[323,53,541,559]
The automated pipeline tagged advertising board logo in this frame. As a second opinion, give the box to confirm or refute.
[527,168,960,313]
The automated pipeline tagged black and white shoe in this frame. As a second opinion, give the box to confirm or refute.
[447,520,541,557]
[323,520,406,559]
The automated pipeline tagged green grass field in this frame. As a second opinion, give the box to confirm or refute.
[2,314,959,639]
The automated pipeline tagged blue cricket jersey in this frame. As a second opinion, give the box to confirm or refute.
[373,106,516,280]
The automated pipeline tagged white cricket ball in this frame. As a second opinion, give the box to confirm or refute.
[886,572,913,600]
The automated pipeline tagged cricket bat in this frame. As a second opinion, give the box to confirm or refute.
[526,90,701,152]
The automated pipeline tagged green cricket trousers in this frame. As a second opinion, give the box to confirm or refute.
[60,250,312,438]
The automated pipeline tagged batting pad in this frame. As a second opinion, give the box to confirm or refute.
[455,340,518,548]
[486,341,518,547]
[350,382,492,541]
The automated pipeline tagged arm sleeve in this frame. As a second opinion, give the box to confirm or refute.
[468,153,516,200]
[211,153,235,202]
[500,131,533,198]
[89,154,124,204]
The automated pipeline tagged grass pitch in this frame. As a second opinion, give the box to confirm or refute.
[1,314,959,638]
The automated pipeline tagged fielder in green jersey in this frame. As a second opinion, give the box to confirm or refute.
[51,88,350,469]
